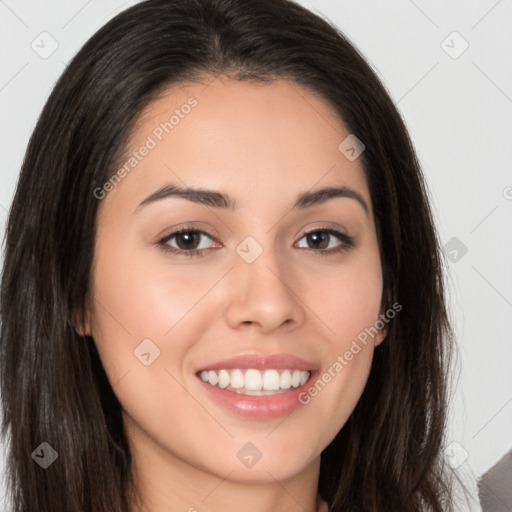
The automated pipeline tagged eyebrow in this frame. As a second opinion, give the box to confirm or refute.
[134,183,369,215]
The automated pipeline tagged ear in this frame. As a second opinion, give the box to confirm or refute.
[72,303,92,337]
[75,322,91,337]
[375,290,392,347]
[374,305,389,347]
[374,324,387,347]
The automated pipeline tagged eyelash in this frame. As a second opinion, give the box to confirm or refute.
[157,225,355,258]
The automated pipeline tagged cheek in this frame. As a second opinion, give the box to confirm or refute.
[87,250,215,454]
[300,252,383,343]
[295,251,382,436]
[87,236,214,385]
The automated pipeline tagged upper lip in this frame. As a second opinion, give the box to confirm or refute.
[195,352,319,373]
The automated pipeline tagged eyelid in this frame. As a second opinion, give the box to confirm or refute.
[298,221,354,240]
[156,222,220,241]
[158,226,220,247]
[300,222,350,237]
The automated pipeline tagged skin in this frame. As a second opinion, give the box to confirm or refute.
[82,74,386,512]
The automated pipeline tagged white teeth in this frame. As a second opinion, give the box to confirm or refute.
[280,369,292,389]
[198,368,311,394]
[291,369,301,387]
[218,369,230,389]
[208,370,218,386]
[262,369,280,390]
[230,369,244,389]
[244,369,262,390]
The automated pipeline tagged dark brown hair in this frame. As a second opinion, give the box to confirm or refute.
[1,0,456,510]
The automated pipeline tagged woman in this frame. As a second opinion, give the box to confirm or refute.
[0,0,456,510]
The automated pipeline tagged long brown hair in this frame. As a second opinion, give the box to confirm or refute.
[1,0,455,510]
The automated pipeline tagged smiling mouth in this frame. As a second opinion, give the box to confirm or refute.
[196,368,312,396]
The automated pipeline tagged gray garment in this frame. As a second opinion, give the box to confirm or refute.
[478,449,512,512]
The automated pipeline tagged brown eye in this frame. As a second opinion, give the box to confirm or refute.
[305,231,330,250]
[172,231,202,251]
[158,228,218,257]
[296,228,355,254]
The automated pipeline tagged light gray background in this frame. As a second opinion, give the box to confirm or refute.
[1,1,511,510]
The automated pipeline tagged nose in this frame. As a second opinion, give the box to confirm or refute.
[223,242,306,334]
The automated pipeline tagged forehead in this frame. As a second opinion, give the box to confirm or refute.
[102,74,371,216]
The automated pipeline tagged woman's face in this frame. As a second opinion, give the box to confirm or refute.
[85,74,385,488]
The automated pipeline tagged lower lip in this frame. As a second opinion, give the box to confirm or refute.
[196,371,318,419]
